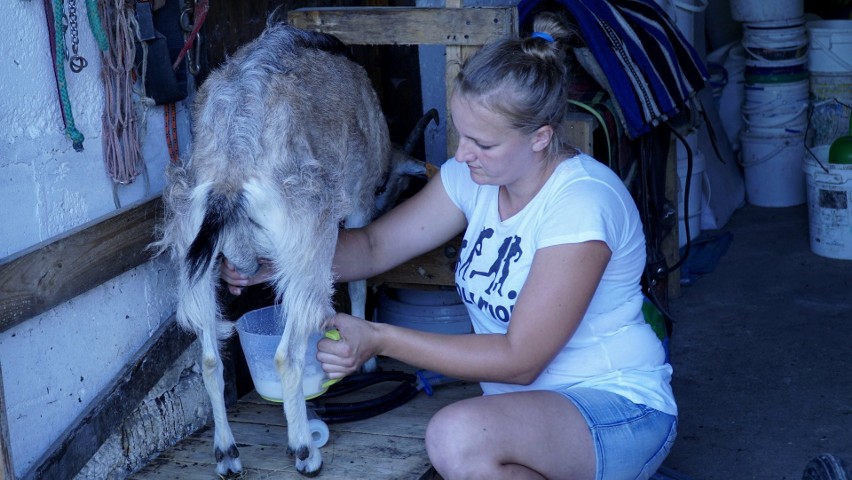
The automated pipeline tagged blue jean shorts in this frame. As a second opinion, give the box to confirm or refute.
[560,387,678,480]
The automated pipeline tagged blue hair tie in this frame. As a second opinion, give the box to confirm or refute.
[531,31,555,43]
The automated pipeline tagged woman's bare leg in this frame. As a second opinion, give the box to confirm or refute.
[425,390,596,480]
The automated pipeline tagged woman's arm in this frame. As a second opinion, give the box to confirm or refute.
[320,239,612,384]
[221,171,467,293]
[332,171,467,282]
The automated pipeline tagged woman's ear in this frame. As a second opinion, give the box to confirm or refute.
[531,125,554,153]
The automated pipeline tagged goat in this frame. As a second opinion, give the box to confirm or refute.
[154,21,427,477]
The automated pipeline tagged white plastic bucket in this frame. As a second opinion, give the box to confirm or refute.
[676,135,706,246]
[743,18,808,64]
[377,288,472,334]
[730,0,802,23]
[809,73,852,147]
[740,130,807,207]
[653,0,677,23]
[803,145,852,260]
[673,0,708,44]
[807,20,852,73]
[710,43,746,149]
[742,79,809,131]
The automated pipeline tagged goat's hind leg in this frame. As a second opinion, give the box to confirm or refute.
[275,314,324,476]
[178,272,243,477]
[269,237,335,476]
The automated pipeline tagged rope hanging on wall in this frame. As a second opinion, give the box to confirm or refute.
[48,0,107,151]
[98,0,149,205]
[51,0,84,151]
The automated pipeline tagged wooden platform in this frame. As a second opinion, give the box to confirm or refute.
[131,361,481,479]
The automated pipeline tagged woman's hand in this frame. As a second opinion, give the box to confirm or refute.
[318,313,380,378]
[220,257,273,295]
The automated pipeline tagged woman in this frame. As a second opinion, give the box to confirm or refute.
[223,12,677,479]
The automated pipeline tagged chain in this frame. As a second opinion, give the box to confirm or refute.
[66,0,88,73]
[179,0,203,75]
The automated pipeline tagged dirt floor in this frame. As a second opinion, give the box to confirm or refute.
[661,204,852,479]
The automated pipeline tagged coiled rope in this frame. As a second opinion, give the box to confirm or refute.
[98,0,150,206]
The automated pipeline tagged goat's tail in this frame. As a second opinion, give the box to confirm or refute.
[186,190,244,283]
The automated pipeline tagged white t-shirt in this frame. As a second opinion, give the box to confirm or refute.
[442,154,677,416]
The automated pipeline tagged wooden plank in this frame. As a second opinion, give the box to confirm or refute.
[0,197,162,333]
[139,430,434,479]
[0,362,14,480]
[664,137,681,300]
[444,0,465,155]
[287,7,516,46]
[20,315,196,480]
[564,112,597,157]
[132,358,480,479]
[234,379,480,440]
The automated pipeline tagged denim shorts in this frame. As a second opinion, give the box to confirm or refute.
[560,387,678,480]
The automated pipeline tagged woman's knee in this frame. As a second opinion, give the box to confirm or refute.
[425,403,463,461]
[425,402,484,477]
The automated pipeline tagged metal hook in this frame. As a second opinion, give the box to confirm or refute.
[189,32,202,75]
[180,8,193,33]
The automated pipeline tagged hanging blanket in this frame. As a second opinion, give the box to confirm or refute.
[519,0,709,139]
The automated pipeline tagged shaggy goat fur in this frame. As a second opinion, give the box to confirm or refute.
[155,22,395,476]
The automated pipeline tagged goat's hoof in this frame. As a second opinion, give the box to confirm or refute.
[294,444,323,477]
[218,471,246,480]
[296,459,323,477]
[214,444,243,478]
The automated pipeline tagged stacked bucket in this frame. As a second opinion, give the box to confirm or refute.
[731,0,809,207]
[806,20,852,148]
[803,19,852,260]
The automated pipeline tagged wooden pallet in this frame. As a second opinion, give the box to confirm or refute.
[131,360,481,479]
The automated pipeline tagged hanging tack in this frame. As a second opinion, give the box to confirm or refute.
[52,0,85,151]
[84,0,109,52]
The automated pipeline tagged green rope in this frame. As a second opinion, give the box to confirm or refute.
[53,0,85,151]
[84,0,109,52]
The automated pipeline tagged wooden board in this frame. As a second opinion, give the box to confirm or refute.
[0,197,162,333]
[131,360,481,479]
[663,138,681,300]
[287,7,517,46]
[564,112,597,157]
[0,362,13,480]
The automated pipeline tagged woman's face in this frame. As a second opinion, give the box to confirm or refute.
[450,94,543,187]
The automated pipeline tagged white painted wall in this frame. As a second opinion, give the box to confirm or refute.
[0,2,190,477]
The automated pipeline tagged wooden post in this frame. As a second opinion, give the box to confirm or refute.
[0,362,14,480]
[664,137,681,300]
[443,0,466,155]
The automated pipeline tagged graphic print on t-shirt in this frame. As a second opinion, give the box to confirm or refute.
[456,227,523,323]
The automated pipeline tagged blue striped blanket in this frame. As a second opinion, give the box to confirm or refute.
[519,0,709,139]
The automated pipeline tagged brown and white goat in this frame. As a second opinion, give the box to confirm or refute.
[155,21,424,477]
